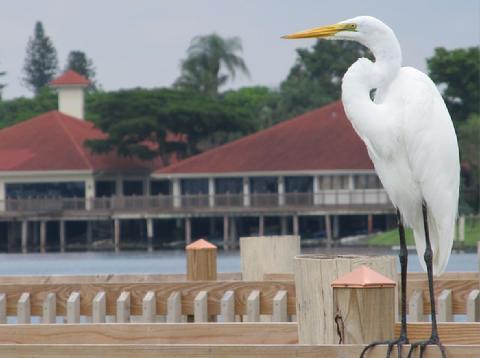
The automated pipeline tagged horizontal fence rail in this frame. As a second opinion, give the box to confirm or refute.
[0,273,476,324]
[1,189,393,215]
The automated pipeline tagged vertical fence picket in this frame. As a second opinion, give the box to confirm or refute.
[438,289,453,322]
[66,292,80,324]
[467,289,480,322]
[167,291,181,323]
[409,290,424,322]
[194,291,208,322]
[42,293,56,324]
[116,291,131,323]
[92,291,106,323]
[17,293,31,324]
[272,290,287,322]
[246,290,260,322]
[142,291,156,323]
[220,290,235,322]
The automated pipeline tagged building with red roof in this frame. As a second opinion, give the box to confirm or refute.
[0,70,394,253]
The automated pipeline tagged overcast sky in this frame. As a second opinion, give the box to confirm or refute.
[0,0,479,99]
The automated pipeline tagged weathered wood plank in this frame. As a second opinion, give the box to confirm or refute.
[220,290,235,322]
[194,291,208,323]
[438,289,453,322]
[0,281,296,316]
[42,293,56,324]
[467,289,480,322]
[0,344,475,357]
[17,293,30,324]
[166,291,181,323]
[246,290,260,322]
[407,278,478,314]
[272,290,287,322]
[142,291,156,323]
[0,294,6,324]
[66,292,80,324]
[116,291,130,323]
[395,323,480,344]
[408,290,424,322]
[92,291,106,323]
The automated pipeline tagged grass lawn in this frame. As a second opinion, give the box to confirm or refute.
[367,216,480,247]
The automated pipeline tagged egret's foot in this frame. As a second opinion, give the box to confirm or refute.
[407,334,446,358]
[360,335,409,358]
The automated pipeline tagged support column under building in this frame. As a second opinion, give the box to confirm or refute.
[325,215,332,249]
[367,214,373,234]
[293,215,299,237]
[185,217,192,245]
[40,221,47,253]
[7,222,15,252]
[21,220,28,254]
[258,216,264,236]
[229,217,236,250]
[223,216,229,251]
[333,215,340,238]
[278,176,285,206]
[86,221,93,247]
[146,218,154,252]
[60,221,66,253]
[280,216,288,235]
[114,219,120,252]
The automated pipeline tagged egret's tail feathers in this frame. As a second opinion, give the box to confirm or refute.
[413,214,454,276]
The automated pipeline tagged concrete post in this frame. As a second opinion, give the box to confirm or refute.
[293,215,299,236]
[223,216,229,251]
[60,220,66,253]
[185,217,192,245]
[258,216,264,236]
[40,221,47,253]
[114,219,120,252]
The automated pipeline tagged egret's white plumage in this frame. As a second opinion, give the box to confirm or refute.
[338,16,460,275]
[284,16,460,276]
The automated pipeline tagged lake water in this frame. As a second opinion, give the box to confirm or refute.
[0,247,476,275]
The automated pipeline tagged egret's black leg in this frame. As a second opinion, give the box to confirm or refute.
[407,202,446,358]
[359,209,409,358]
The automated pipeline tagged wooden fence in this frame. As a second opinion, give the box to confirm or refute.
[0,272,477,324]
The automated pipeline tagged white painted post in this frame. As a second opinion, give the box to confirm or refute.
[409,290,425,322]
[116,291,131,323]
[59,220,66,253]
[278,176,285,206]
[467,289,480,322]
[258,216,264,236]
[167,291,182,323]
[194,291,208,322]
[243,177,250,207]
[142,291,156,323]
[185,217,192,245]
[146,218,154,252]
[272,290,288,322]
[293,215,299,236]
[438,289,453,322]
[40,221,46,253]
[313,175,321,205]
[92,291,106,323]
[66,292,80,323]
[172,178,181,208]
[42,293,56,324]
[208,177,215,208]
[220,290,235,322]
[17,293,31,324]
[246,290,260,322]
[0,294,6,324]
[114,218,120,252]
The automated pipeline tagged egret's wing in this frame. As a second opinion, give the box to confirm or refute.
[401,68,460,275]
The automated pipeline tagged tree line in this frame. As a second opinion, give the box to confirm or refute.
[0,21,478,212]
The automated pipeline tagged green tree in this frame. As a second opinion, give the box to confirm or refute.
[85,88,254,163]
[174,34,249,96]
[427,47,480,123]
[23,21,58,95]
[278,40,372,120]
[458,114,480,213]
[65,50,96,88]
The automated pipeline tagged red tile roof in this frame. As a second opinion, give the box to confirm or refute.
[50,70,90,86]
[157,101,373,175]
[0,111,164,172]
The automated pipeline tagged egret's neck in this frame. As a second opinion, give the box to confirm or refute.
[342,30,402,132]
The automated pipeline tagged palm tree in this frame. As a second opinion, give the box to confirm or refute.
[175,34,249,96]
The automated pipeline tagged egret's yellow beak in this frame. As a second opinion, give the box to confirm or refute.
[282,23,356,39]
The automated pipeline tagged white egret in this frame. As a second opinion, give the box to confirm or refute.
[283,16,459,358]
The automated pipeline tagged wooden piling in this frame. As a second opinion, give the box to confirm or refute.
[240,235,300,281]
[186,239,217,281]
[294,254,396,344]
[332,265,396,344]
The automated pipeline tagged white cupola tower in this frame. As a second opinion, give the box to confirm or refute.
[49,70,90,120]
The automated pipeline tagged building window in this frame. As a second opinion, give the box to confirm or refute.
[95,181,116,197]
[151,180,170,195]
[250,177,278,193]
[354,174,382,189]
[318,175,349,190]
[285,176,313,193]
[215,178,242,194]
[181,178,208,195]
[123,180,144,196]
[6,182,85,198]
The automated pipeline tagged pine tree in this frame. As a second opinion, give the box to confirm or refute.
[23,21,58,95]
[65,50,97,88]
